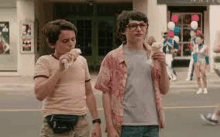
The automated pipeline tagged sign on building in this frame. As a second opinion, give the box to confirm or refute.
[158,0,220,5]
[0,22,10,54]
[20,20,34,54]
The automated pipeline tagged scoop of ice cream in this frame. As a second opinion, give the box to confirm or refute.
[62,48,82,69]
[147,36,156,46]
[151,42,163,53]
[69,48,82,55]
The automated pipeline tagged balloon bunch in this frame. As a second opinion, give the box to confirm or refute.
[190,14,202,35]
[167,14,180,43]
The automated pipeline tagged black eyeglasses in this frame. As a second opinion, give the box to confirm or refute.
[126,23,148,31]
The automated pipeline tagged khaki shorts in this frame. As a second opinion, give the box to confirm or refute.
[40,115,90,137]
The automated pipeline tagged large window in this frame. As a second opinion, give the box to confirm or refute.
[173,12,203,58]
[53,3,131,57]
[168,6,206,59]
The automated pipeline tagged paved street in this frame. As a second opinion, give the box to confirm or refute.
[0,69,220,137]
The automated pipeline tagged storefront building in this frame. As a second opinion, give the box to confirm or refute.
[0,0,220,76]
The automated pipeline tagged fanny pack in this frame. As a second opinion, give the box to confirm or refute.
[46,114,79,134]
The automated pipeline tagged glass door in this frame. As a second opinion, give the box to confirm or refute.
[93,17,115,67]
[70,17,93,57]
[171,12,203,59]
[69,16,115,67]
[97,17,115,56]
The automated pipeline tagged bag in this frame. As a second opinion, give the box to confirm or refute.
[46,114,79,134]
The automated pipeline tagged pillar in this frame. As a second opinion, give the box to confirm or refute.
[209,5,220,71]
[17,0,36,76]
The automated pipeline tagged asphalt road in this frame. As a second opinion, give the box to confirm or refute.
[0,85,220,137]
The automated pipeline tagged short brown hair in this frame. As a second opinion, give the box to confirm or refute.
[42,19,77,46]
[116,11,149,44]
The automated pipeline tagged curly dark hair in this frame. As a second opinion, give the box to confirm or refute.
[42,19,77,46]
[116,11,149,44]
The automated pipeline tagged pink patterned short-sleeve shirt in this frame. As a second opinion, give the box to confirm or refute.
[95,45,166,134]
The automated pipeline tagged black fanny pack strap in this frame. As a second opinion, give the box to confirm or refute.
[46,114,79,134]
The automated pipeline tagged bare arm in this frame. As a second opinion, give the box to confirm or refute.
[151,52,170,95]
[85,81,99,120]
[34,70,63,101]
[102,91,114,129]
[85,81,102,137]
[102,91,119,137]
[159,63,170,95]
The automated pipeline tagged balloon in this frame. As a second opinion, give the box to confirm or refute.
[167,30,174,38]
[174,26,180,35]
[168,21,175,30]
[173,36,179,43]
[171,15,179,22]
[191,21,198,30]
[192,14,199,22]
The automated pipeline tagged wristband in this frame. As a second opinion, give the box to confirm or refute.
[92,118,101,124]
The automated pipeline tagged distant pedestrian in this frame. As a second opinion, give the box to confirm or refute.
[200,30,220,125]
[193,34,209,94]
[162,32,179,81]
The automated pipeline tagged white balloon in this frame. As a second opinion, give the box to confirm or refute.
[191,21,198,30]
[168,21,175,30]
[173,36,179,43]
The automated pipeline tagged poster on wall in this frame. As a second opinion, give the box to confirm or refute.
[0,22,10,54]
[20,21,34,53]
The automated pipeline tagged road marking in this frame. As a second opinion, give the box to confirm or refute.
[164,105,217,109]
[0,105,217,112]
[0,109,41,112]
[170,85,220,88]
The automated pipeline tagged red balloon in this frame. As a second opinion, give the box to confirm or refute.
[168,31,174,38]
[171,15,179,22]
[192,14,199,22]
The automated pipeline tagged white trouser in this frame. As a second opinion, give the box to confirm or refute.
[165,54,177,80]
[165,54,173,68]
[187,52,194,79]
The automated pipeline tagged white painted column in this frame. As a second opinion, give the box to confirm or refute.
[209,5,220,71]
[133,0,167,42]
[17,0,35,76]
[157,4,167,42]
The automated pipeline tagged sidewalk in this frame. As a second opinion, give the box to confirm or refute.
[170,67,220,88]
[0,67,219,90]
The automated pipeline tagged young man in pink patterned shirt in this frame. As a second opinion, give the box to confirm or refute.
[95,11,170,137]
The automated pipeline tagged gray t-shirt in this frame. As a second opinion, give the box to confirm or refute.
[122,47,158,126]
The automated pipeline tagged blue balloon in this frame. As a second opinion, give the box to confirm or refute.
[174,27,180,35]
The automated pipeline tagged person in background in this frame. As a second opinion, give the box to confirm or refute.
[34,19,102,137]
[95,11,169,137]
[193,34,209,94]
[186,30,197,81]
[200,30,220,125]
[162,32,179,81]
